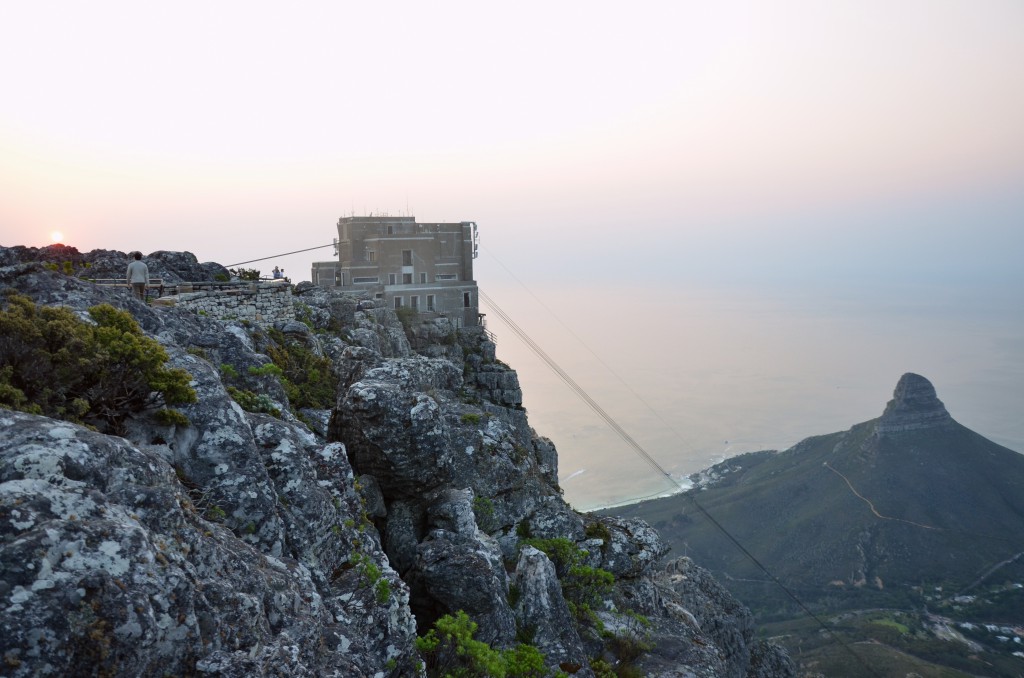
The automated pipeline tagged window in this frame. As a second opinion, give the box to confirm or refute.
[352,276,379,284]
[394,296,403,309]
[426,295,435,311]
[367,250,376,262]
[463,292,472,308]
[436,274,458,281]
[389,273,396,285]
[419,273,427,284]
[402,250,413,266]
[402,273,412,285]
[410,296,419,310]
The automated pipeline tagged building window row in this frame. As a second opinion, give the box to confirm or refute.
[382,273,461,285]
[392,295,438,312]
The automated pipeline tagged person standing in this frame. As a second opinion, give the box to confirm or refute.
[126,252,149,301]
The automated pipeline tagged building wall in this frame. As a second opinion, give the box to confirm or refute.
[312,216,480,326]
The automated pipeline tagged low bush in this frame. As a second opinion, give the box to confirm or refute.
[226,386,281,418]
[473,496,498,533]
[416,611,557,678]
[520,537,615,623]
[263,328,338,410]
[248,363,284,378]
[154,408,190,426]
[0,293,196,432]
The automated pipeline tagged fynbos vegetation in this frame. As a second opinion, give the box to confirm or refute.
[0,293,196,432]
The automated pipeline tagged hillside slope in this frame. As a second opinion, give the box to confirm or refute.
[614,374,1024,597]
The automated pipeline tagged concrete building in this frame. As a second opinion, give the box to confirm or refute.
[311,216,481,326]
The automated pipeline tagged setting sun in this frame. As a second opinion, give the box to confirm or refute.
[50,230,63,243]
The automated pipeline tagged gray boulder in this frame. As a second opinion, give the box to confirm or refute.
[0,411,418,677]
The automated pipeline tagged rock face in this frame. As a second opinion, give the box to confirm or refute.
[874,372,954,434]
[0,247,794,677]
[0,412,415,677]
[0,244,230,284]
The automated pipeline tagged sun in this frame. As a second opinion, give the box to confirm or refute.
[50,230,64,243]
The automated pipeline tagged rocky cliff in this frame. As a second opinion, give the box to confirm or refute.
[0,246,794,677]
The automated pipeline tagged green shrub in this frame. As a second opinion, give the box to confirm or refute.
[227,386,281,417]
[589,658,616,678]
[219,363,239,379]
[416,611,556,678]
[508,584,522,608]
[521,538,581,576]
[294,303,315,329]
[503,644,548,677]
[461,412,482,425]
[349,552,391,604]
[374,578,391,604]
[584,521,612,545]
[263,328,338,410]
[248,363,284,378]
[521,537,615,624]
[473,496,497,533]
[0,294,196,432]
[154,408,190,426]
[563,565,615,611]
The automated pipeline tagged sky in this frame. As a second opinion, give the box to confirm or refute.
[2,1,1023,507]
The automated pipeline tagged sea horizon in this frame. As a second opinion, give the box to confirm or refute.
[483,278,1024,512]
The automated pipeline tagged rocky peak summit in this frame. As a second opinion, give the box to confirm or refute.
[875,372,953,434]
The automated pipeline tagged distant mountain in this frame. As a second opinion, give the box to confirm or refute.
[608,374,1024,611]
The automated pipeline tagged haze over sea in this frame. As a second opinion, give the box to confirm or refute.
[476,205,1024,511]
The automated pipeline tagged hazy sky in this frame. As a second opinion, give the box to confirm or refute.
[3,1,1023,506]
[2,1,1022,272]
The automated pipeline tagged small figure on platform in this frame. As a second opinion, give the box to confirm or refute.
[272,266,283,279]
[126,252,149,301]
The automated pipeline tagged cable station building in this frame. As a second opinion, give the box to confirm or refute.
[311,215,481,327]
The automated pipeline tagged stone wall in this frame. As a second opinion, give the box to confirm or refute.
[155,282,295,324]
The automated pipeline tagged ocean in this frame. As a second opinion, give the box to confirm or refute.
[482,280,1024,512]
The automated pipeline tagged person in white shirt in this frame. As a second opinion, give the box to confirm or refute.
[126,252,149,301]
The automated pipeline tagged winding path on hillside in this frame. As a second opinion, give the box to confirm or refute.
[823,462,941,531]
